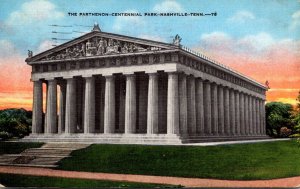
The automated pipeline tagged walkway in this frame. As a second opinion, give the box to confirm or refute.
[0,165,299,188]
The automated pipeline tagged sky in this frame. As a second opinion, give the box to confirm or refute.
[0,0,299,110]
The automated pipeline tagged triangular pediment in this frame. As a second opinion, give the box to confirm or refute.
[27,31,178,63]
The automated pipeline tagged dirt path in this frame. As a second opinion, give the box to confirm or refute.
[0,165,299,188]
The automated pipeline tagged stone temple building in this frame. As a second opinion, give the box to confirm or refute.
[25,24,268,144]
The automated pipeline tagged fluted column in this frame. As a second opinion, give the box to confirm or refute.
[179,74,188,135]
[195,78,204,135]
[45,79,57,133]
[203,81,212,135]
[229,89,236,135]
[240,93,245,135]
[83,76,95,134]
[249,96,253,135]
[256,98,261,135]
[252,97,257,135]
[147,73,158,134]
[235,91,240,135]
[32,80,43,134]
[58,82,66,134]
[217,85,224,135]
[167,72,179,135]
[211,83,218,135]
[187,75,196,135]
[261,100,266,135]
[104,75,115,133]
[244,95,249,135]
[65,78,76,134]
[125,74,136,134]
[224,87,230,135]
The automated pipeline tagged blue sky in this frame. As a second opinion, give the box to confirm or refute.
[0,0,299,56]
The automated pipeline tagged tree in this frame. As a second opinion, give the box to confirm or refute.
[291,91,300,137]
[0,108,32,140]
[265,102,294,137]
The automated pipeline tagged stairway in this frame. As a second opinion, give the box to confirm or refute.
[0,143,90,167]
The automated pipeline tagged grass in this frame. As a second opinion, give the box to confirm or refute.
[57,140,300,180]
[0,141,43,155]
[0,173,177,188]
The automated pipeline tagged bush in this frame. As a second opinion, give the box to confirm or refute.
[266,102,294,137]
[279,127,292,137]
[0,108,32,140]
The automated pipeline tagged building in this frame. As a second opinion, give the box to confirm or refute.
[25,24,268,144]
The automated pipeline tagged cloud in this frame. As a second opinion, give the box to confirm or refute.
[200,32,233,51]
[0,40,18,59]
[138,34,166,42]
[153,0,183,12]
[289,10,300,30]
[6,0,64,25]
[237,32,275,52]
[200,32,277,55]
[113,10,145,31]
[37,40,53,53]
[227,10,255,23]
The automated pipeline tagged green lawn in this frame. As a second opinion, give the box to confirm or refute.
[0,173,177,188]
[57,140,300,180]
[0,142,43,155]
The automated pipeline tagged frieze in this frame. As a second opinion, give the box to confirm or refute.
[39,36,166,61]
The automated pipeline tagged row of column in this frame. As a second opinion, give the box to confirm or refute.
[31,72,266,137]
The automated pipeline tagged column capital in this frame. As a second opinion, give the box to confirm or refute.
[31,78,43,82]
[45,77,56,81]
[166,71,178,75]
[145,71,158,74]
[123,72,135,76]
[82,75,94,78]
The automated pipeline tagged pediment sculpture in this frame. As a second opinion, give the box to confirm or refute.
[39,36,165,61]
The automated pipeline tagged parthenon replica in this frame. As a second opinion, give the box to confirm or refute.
[25,24,268,144]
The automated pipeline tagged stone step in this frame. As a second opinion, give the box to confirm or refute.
[42,143,90,149]
[0,142,90,168]
[0,156,15,164]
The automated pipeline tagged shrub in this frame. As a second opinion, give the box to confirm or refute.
[279,127,292,138]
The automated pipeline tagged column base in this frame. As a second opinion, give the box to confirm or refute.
[23,133,270,144]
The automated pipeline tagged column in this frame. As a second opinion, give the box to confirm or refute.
[235,91,240,135]
[211,83,218,135]
[147,73,158,134]
[244,95,249,135]
[240,93,245,135]
[125,74,136,134]
[167,72,179,135]
[252,97,257,135]
[256,98,261,135]
[224,87,230,135]
[65,78,77,134]
[45,79,57,133]
[179,73,188,135]
[83,76,95,134]
[249,96,253,135]
[195,78,204,135]
[217,85,224,135]
[58,82,66,134]
[229,89,236,135]
[104,75,115,133]
[203,81,212,135]
[261,100,266,135]
[187,75,196,135]
[32,80,43,134]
